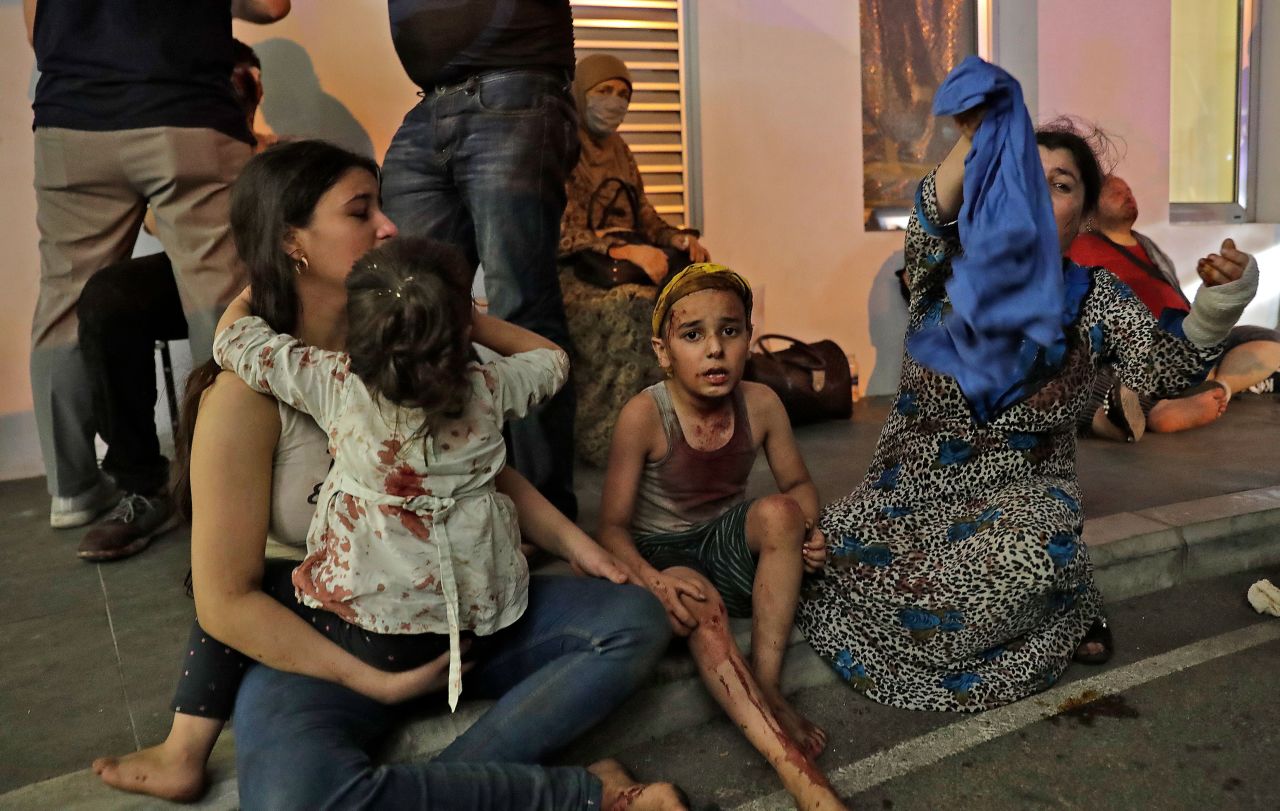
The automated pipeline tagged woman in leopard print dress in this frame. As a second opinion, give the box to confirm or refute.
[796,119,1258,712]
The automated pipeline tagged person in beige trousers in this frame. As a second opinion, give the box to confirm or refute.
[24,0,290,538]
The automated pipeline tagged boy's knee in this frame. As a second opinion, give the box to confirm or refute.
[751,494,807,539]
[686,588,728,627]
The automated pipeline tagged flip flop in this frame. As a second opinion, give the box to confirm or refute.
[1104,384,1145,443]
[1073,616,1114,665]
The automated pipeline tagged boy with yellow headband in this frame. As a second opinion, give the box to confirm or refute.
[598,264,844,810]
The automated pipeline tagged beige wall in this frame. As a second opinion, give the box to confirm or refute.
[692,0,910,399]
[1036,0,1280,328]
[233,2,417,160]
[0,3,41,478]
[2,0,1278,479]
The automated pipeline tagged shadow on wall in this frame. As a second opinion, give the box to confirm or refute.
[256,38,375,159]
[865,250,908,396]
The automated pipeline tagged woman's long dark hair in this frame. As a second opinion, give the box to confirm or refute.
[172,141,379,519]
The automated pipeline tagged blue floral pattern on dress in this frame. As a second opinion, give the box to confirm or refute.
[937,438,974,466]
[977,644,1006,662]
[1089,323,1105,354]
[832,649,875,691]
[940,672,982,694]
[946,507,1001,543]
[833,649,864,681]
[1048,589,1077,613]
[1046,486,1079,513]
[1007,432,1039,451]
[938,609,965,632]
[833,535,894,567]
[874,464,901,491]
[1046,532,1079,568]
[859,545,894,566]
[881,504,912,519]
[899,607,941,631]
[896,391,919,417]
[832,533,864,557]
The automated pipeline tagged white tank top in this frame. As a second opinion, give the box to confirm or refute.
[264,400,331,560]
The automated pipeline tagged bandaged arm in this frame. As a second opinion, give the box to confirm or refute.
[1182,255,1260,348]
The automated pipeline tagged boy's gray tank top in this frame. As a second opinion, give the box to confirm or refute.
[630,382,756,536]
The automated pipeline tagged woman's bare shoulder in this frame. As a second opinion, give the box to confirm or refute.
[197,371,282,442]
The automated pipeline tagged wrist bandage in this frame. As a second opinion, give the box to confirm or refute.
[1182,255,1259,348]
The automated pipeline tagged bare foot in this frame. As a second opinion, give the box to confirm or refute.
[1148,386,1228,433]
[761,687,827,758]
[93,742,206,803]
[1076,640,1105,658]
[587,758,687,811]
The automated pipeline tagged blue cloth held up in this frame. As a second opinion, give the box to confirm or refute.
[906,56,1071,423]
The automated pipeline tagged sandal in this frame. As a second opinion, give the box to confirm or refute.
[1104,384,1145,443]
[1171,378,1231,402]
[1073,616,1114,665]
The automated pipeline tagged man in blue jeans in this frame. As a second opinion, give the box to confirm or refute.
[381,0,580,518]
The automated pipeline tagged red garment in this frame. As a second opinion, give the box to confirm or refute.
[1068,233,1189,318]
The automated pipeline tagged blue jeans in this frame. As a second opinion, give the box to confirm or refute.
[232,576,670,810]
[381,68,580,518]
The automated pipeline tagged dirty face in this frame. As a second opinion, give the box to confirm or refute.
[651,288,751,401]
[1097,175,1138,228]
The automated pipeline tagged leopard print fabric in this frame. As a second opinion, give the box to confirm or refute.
[796,171,1222,712]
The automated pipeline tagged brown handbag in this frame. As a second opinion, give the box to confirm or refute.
[744,334,853,425]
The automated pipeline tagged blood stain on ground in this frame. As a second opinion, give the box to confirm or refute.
[1049,690,1140,727]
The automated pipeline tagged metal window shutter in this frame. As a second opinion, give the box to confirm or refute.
[571,0,692,226]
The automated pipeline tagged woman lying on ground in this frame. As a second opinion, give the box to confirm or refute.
[797,58,1258,712]
[1069,174,1280,442]
[91,140,683,811]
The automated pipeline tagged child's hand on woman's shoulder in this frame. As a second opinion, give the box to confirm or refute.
[215,286,254,337]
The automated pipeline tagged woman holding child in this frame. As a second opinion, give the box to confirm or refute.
[798,58,1259,712]
[92,140,683,810]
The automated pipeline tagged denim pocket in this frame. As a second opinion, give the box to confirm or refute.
[475,71,567,116]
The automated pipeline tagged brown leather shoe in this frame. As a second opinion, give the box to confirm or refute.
[78,493,180,562]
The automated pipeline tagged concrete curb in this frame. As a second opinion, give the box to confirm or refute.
[1088,485,1280,602]
[7,486,1280,811]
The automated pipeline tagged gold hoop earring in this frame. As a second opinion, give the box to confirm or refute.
[292,253,309,275]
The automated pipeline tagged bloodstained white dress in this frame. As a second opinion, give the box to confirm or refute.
[214,315,569,707]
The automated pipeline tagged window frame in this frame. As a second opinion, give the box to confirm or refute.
[1169,0,1262,224]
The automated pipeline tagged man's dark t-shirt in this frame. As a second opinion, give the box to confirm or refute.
[388,0,575,89]
[32,0,252,144]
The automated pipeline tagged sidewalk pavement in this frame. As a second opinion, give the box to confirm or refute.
[3,395,1279,809]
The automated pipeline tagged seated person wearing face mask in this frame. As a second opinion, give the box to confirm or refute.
[559,54,709,286]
